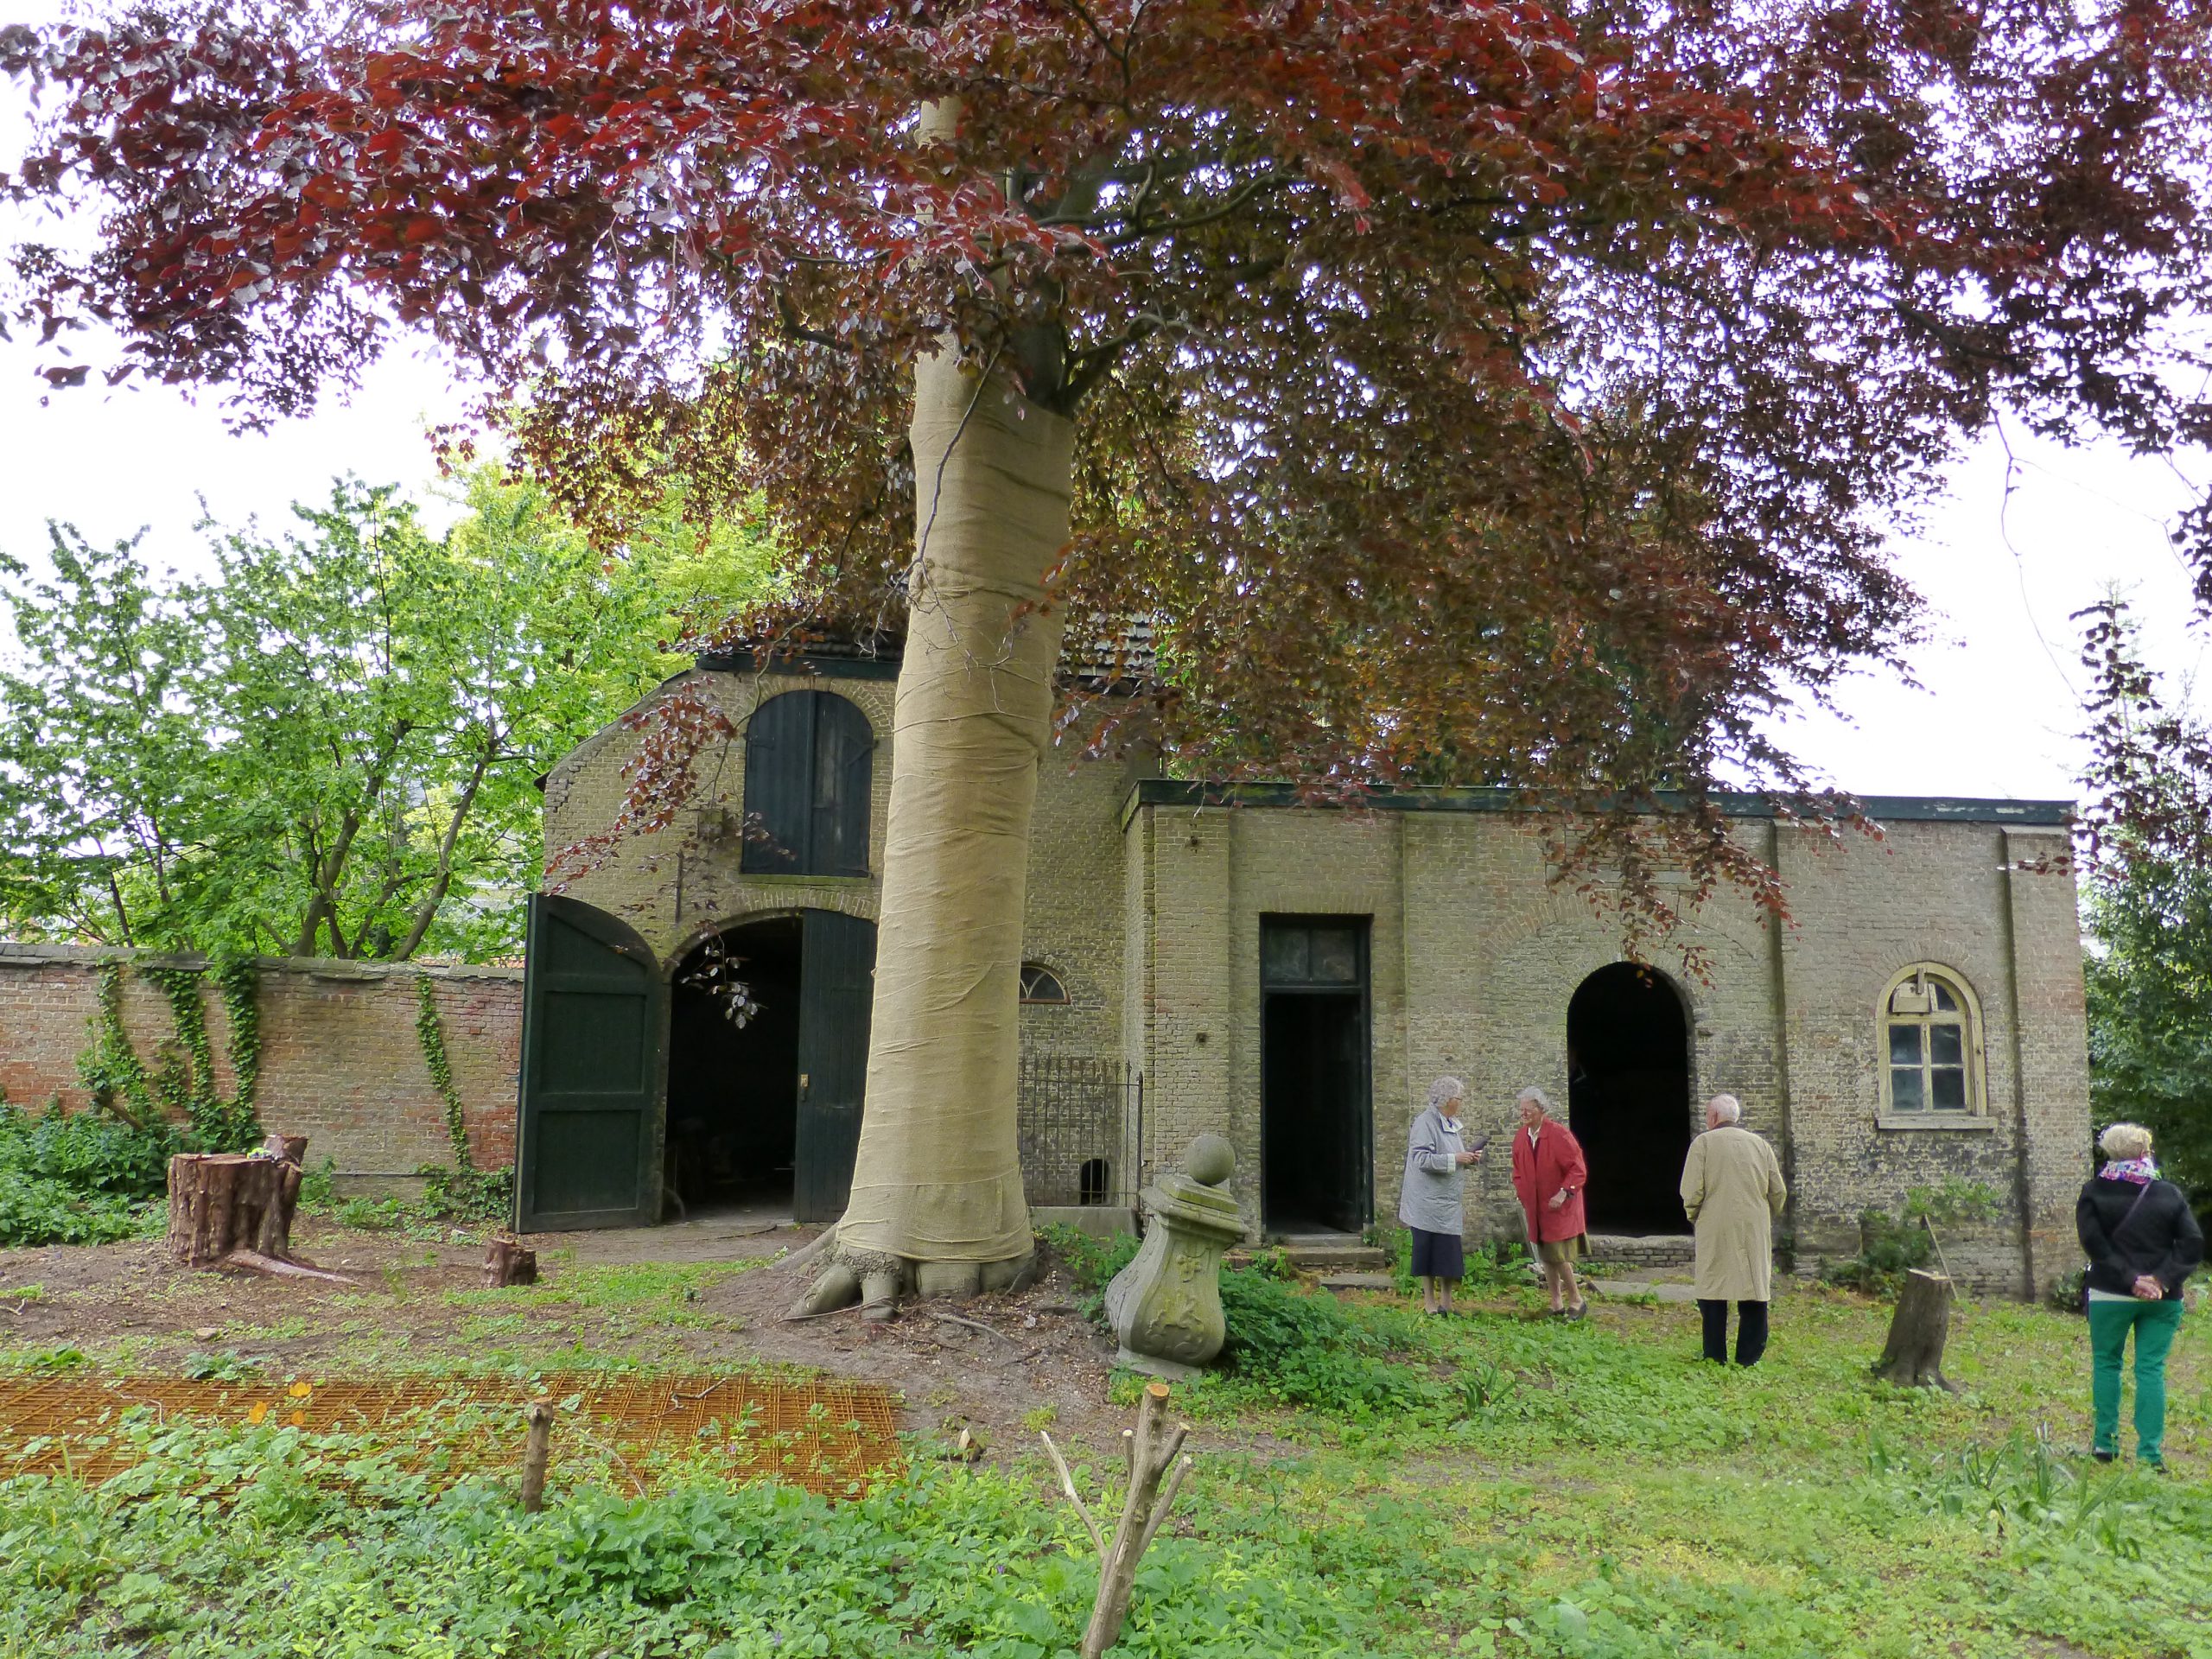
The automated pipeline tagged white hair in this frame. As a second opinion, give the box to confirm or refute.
[1516,1086,1552,1115]
[1708,1094,1742,1124]
[1427,1076,1467,1114]
[2099,1122,2152,1160]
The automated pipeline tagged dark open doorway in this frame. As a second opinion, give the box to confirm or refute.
[1260,917,1372,1235]
[664,909,876,1224]
[668,917,803,1216]
[1567,963,1693,1234]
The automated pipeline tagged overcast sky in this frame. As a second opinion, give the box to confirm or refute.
[4,17,2207,808]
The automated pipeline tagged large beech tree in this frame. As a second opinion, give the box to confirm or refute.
[7,1,2210,1300]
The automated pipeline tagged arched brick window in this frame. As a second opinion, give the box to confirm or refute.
[1019,963,1071,1005]
[740,691,874,878]
[1879,964,1986,1120]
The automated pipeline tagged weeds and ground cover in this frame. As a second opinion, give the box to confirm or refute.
[0,1097,175,1247]
[3,1229,2209,1658]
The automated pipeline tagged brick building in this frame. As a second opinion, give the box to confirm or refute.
[535,650,2092,1297]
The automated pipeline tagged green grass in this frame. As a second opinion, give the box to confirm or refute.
[3,1258,2209,1656]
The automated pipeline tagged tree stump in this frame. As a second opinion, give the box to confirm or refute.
[166,1136,349,1282]
[1873,1268,1956,1389]
[483,1236,538,1287]
[168,1153,298,1265]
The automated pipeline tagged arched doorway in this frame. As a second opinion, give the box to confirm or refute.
[1566,963,1692,1234]
[666,909,875,1223]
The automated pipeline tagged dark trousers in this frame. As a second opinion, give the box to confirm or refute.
[1699,1299,1770,1367]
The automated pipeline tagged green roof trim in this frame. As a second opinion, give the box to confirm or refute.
[1119,780,2074,831]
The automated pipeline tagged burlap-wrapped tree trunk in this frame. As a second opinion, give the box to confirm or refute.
[821,346,1073,1301]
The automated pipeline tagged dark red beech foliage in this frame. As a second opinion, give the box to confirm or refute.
[8,0,2211,944]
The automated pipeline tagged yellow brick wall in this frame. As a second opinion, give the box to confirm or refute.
[543,665,1128,1053]
[1125,798,2088,1291]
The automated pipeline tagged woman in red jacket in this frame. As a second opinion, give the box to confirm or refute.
[1510,1086,1590,1319]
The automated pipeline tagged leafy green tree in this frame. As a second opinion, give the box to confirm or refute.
[2078,600,2212,1203]
[0,530,218,944]
[0,470,766,958]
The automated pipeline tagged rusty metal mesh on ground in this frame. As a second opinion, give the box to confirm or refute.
[0,1374,902,1497]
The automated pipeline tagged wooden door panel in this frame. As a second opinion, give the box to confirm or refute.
[516,895,664,1231]
[794,909,875,1223]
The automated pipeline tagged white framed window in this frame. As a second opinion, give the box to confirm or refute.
[1878,964,1987,1125]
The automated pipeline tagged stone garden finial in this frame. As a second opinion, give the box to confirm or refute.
[1102,1135,1244,1377]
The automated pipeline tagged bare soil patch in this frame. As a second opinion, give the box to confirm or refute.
[0,1218,1141,1453]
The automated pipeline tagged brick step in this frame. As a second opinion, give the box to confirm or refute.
[1287,1245,1389,1271]
[1582,1233,1696,1270]
[1234,1235,1391,1272]
[1318,1271,1398,1293]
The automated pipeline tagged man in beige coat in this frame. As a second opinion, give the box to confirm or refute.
[1680,1094,1788,1366]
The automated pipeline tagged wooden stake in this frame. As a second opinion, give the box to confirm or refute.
[1873,1268,1957,1389]
[520,1402,554,1512]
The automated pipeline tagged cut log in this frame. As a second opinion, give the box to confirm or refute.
[483,1236,538,1287]
[168,1137,319,1274]
[1873,1268,1956,1389]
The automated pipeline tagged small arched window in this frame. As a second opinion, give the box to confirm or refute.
[1881,965,1984,1118]
[741,691,874,878]
[1019,963,1071,1005]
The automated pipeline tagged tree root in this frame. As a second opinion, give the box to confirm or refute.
[790,1227,1040,1320]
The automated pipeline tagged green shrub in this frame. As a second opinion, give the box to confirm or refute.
[1382,1227,1525,1296]
[1460,1238,1530,1289]
[333,1195,408,1232]
[1823,1179,2002,1295]
[416,1163,516,1225]
[298,1156,339,1210]
[1041,1224,1140,1324]
[1216,1270,1441,1414]
[0,1095,175,1247]
[2044,1265,2088,1315]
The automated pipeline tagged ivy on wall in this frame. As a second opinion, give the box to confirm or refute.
[77,957,263,1149]
[413,973,514,1224]
[414,971,475,1175]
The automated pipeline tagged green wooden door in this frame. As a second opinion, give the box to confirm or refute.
[793,909,875,1223]
[516,894,665,1231]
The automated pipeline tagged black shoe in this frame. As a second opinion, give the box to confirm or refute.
[2091,1449,2117,1464]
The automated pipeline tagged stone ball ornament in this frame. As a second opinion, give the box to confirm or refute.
[1184,1134,1235,1188]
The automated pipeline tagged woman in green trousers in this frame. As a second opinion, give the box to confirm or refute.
[2076,1122,2203,1469]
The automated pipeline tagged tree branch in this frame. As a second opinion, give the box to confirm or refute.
[1038,1431,1105,1555]
[391,751,492,961]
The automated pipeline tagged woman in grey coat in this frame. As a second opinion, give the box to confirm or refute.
[1399,1076,1484,1313]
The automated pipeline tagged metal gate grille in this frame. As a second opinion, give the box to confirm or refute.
[1017,1056,1142,1207]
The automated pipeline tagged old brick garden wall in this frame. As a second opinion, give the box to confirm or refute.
[0,944,520,1187]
